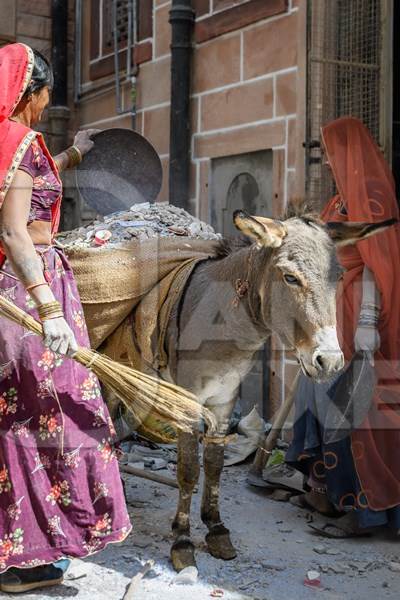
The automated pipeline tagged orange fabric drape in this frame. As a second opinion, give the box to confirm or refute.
[321,116,400,510]
[0,43,61,267]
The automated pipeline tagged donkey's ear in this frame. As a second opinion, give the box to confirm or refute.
[326,218,397,247]
[233,210,287,248]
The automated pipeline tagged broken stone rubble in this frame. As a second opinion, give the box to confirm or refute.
[58,202,221,249]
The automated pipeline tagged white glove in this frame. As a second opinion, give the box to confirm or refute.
[42,317,78,357]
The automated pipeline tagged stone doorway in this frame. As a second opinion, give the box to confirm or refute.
[210,149,273,420]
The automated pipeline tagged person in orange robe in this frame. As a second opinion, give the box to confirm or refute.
[286,116,400,535]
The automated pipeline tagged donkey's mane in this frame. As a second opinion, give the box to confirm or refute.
[215,236,252,258]
[215,199,323,257]
[283,197,321,222]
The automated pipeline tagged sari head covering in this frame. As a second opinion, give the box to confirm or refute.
[0,43,61,266]
[321,116,400,511]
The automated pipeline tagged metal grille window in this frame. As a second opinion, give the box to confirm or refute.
[103,0,130,53]
[306,0,390,208]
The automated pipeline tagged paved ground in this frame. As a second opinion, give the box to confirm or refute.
[10,463,400,600]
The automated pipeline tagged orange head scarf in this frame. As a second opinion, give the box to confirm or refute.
[0,43,61,266]
[320,117,400,511]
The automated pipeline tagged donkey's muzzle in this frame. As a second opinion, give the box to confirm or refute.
[298,326,344,381]
[311,348,344,378]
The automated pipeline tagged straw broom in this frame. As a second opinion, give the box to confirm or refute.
[0,294,216,434]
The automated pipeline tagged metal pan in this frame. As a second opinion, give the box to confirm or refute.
[324,351,375,444]
[76,129,163,215]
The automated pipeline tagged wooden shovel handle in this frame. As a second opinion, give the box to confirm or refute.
[249,369,300,477]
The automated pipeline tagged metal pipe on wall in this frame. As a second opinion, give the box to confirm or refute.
[51,0,78,230]
[50,0,70,156]
[51,0,68,108]
[169,0,195,211]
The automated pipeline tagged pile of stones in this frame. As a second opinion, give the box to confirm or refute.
[58,202,220,249]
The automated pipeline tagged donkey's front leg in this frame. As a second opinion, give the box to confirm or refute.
[201,401,237,561]
[171,430,200,572]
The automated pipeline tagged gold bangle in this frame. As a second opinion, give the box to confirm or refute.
[37,301,63,321]
[40,313,64,322]
[26,282,49,292]
[66,145,82,169]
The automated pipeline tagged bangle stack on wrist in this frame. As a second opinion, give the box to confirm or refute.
[65,145,82,169]
[358,303,379,328]
[37,301,64,322]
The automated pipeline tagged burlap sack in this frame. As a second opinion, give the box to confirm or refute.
[66,237,219,350]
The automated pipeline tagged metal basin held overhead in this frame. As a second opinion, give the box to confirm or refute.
[76,129,163,215]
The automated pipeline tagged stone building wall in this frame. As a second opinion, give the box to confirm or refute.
[0,0,307,413]
[0,0,77,147]
[76,0,307,414]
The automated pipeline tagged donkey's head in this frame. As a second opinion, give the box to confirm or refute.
[234,210,396,381]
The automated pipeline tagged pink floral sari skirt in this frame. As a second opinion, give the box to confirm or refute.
[0,245,131,572]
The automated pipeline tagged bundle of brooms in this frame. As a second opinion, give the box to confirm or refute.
[0,294,216,434]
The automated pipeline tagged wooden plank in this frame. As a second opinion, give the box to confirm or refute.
[138,0,153,41]
[195,0,288,44]
[89,42,152,80]
[120,463,179,489]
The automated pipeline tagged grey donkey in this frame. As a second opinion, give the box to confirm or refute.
[159,209,395,571]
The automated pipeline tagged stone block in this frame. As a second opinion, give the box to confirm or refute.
[194,120,285,158]
[143,104,171,156]
[191,96,200,135]
[192,0,210,16]
[17,13,51,40]
[136,57,171,108]
[0,0,16,41]
[287,117,296,168]
[243,13,297,79]
[155,3,171,58]
[189,161,198,201]
[198,160,210,222]
[193,34,240,93]
[78,90,117,128]
[286,168,297,204]
[276,70,297,116]
[156,156,169,203]
[18,0,51,17]
[201,77,273,131]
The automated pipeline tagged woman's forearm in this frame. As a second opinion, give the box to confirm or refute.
[1,229,56,305]
[53,151,69,173]
[361,265,381,309]
[358,265,380,330]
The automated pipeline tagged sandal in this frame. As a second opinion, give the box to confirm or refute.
[290,492,342,518]
[0,564,64,594]
[308,514,372,539]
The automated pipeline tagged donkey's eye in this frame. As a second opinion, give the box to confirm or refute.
[284,274,301,286]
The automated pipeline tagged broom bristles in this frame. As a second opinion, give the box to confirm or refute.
[0,294,217,434]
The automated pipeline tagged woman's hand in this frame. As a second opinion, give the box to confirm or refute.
[42,317,79,357]
[354,325,380,364]
[73,129,101,157]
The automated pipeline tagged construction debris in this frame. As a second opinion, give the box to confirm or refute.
[57,202,221,249]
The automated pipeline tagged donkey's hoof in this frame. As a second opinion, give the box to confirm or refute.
[171,538,197,572]
[206,525,237,560]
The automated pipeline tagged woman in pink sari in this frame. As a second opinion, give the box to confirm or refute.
[0,44,131,592]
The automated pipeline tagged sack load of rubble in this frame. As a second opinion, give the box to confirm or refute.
[57,202,221,249]
[59,202,221,444]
